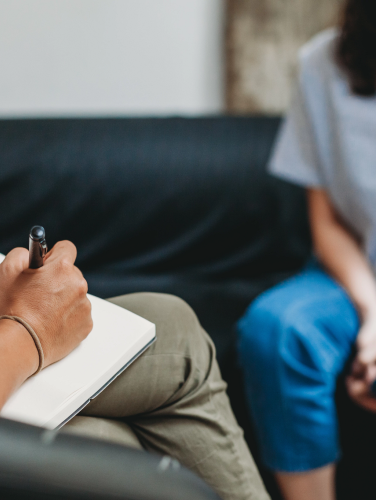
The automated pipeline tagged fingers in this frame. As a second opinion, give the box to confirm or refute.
[351,358,364,378]
[346,375,369,398]
[44,241,77,266]
[358,348,376,368]
[355,323,376,379]
[346,375,376,413]
[76,272,89,295]
[357,321,375,345]
[1,247,30,272]
[356,341,376,372]
[365,364,376,385]
[41,241,87,297]
[352,353,376,385]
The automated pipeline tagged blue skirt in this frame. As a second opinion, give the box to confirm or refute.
[237,260,359,472]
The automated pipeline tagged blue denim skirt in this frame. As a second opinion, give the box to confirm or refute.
[237,260,360,472]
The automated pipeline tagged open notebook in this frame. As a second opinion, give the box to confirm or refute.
[0,253,156,429]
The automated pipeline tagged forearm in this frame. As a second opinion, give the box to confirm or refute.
[0,319,38,410]
[308,192,376,411]
[0,242,91,410]
[319,220,376,410]
[311,213,376,321]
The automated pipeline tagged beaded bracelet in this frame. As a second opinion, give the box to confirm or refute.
[0,315,44,374]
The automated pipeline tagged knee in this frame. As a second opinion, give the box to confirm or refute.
[135,292,205,353]
[237,292,340,384]
[236,289,322,381]
[113,291,199,330]
[111,291,203,354]
[145,292,199,333]
[140,293,214,386]
[237,292,283,366]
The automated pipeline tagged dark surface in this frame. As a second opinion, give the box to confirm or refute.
[0,116,374,499]
[0,418,220,500]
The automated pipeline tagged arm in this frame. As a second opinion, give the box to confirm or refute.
[0,320,38,409]
[308,188,376,411]
[0,243,93,411]
[308,188,376,319]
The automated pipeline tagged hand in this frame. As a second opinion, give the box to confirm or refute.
[347,317,376,413]
[0,241,93,369]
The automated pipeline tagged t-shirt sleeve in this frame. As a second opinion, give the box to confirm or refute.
[268,74,323,188]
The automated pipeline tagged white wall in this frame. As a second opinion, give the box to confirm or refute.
[0,0,225,117]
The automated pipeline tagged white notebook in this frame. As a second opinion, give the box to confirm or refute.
[0,253,156,429]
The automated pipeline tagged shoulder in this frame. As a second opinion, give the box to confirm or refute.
[298,28,340,83]
[299,28,338,68]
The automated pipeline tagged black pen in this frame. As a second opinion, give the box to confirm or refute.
[29,226,48,269]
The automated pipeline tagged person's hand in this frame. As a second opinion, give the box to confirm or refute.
[346,317,376,413]
[0,241,93,369]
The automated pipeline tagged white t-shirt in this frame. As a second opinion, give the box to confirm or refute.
[269,29,376,267]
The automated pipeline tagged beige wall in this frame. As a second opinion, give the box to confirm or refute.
[226,0,342,114]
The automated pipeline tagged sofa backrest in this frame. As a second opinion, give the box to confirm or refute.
[0,117,310,280]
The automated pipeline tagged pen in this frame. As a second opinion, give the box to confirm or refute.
[29,226,48,269]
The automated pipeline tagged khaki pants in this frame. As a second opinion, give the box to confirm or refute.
[64,293,269,500]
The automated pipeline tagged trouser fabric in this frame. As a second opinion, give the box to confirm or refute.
[65,292,270,500]
[237,261,359,472]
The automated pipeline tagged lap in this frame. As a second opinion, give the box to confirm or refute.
[64,416,143,449]
[237,263,360,471]
[72,292,269,500]
[81,292,212,419]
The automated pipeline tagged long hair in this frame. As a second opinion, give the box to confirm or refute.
[336,0,376,96]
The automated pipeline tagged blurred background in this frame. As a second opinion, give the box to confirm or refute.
[0,0,341,118]
[5,3,373,499]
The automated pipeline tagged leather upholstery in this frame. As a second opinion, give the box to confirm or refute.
[0,418,220,500]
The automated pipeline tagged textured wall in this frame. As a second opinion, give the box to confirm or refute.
[226,0,342,114]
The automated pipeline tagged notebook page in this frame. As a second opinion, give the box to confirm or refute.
[1,294,155,426]
[0,253,155,427]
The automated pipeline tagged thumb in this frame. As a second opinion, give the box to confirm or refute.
[1,248,30,273]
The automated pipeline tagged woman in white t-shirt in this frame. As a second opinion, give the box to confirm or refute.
[237,1,376,499]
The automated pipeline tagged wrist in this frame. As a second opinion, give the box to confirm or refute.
[360,309,376,325]
[357,299,376,324]
[0,319,39,380]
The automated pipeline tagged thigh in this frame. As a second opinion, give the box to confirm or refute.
[82,292,270,500]
[63,416,143,449]
[238,263,360,378]
[81,292,215,418]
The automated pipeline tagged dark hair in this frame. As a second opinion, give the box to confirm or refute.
[336,0,376,96]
